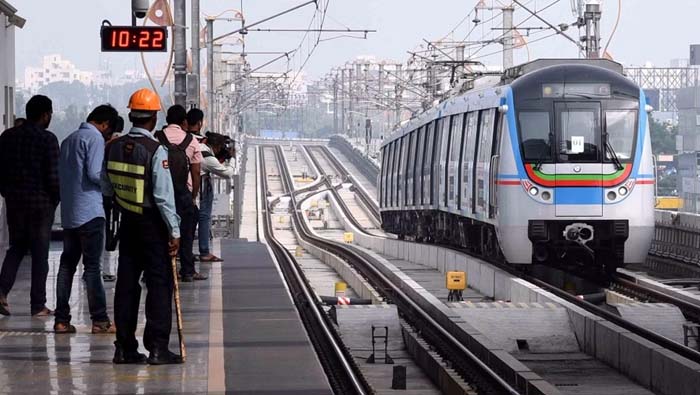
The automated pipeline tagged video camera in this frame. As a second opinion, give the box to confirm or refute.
[205,131,236,162]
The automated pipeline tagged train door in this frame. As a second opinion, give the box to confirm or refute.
[422,122,435,205]
[438,117,452,209]
[414,126,426,207]
[447,114,464,212]
[461,112,478,213]
[475,109,497,218]
[554,102,603,217]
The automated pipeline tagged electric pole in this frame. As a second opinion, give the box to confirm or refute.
[191,0,200,107]
[340,68,346,135]
[502,6,514,69]
[174,0,187,106]
[206,17,215,130]
[583,1,602,58]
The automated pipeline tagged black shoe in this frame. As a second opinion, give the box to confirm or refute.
[0,292,10,316]
[180,275,193,282]
[147,349,184,365]
[113,343,147,364]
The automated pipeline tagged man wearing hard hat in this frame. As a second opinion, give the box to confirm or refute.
[102,88,183,365]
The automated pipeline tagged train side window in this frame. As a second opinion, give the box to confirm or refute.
[477,109,496,211]
[407,130,417,205]
[394,138,402,206]
[390,141,398,206]
[439,116,453,207]
[422,122,435,205]
[463,111,480,212]
[400,134,411,206]
[379,146,385,207]
[459,111,479,209]
[448,114,464,204]
[414,126,426,206]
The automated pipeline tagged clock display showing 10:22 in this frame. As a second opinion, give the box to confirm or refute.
[101,26,168,52]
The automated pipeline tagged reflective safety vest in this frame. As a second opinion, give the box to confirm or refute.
[105,135,160,215]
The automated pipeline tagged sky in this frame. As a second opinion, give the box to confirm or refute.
[12,0,700,83]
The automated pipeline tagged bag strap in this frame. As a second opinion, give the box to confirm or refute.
[176,133,193,151]
[154,130,173,149]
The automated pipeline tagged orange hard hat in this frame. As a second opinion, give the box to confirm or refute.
[128,88,161,111]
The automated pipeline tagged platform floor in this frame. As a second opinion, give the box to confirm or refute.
[0,238,332,394]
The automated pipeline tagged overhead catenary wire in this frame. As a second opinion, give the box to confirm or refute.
[602,0,622,56]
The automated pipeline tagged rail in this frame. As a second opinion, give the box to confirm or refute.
[290,145,520,395]
[258,146,370,395]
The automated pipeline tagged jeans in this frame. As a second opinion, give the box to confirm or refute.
[0,206,54,313]
[178,202,196,277]
[55,217,109,324]
[115,211,172,353]
[198,181,214,256]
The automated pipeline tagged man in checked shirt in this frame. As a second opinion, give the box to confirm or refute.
[0,95,59,317]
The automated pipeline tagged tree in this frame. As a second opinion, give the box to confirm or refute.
[649,116,678,155]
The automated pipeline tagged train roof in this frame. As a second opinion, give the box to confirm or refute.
[382,58,636,147]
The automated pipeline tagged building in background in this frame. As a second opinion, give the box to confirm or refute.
[0,1,24,250]
[23,54,109,92]
[0,1,23,130]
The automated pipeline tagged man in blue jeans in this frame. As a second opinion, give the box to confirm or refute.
[54,105,120,334]
[196,132,234,262]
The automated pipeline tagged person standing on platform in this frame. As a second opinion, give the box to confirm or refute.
[156,105,207,282]
[186,108,205,142]
[54,105,121,334]
[103,88,182,365]
[0,95,59,317]
[197,132,234,263]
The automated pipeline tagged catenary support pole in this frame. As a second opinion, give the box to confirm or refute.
[173,0,187,106]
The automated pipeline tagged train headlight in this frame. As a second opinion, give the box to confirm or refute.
[618,186,628,196]
[607,191,617,201]
[529,186,539,196]
[541,191,551,201]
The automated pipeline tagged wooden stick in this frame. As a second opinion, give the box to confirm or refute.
[171,256,186,362]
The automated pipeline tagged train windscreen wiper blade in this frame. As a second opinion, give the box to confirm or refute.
[533,133,553,171]
[605,140,624,171]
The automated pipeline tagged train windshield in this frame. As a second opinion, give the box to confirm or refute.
[557,104,600,162]
[519,111,551,161]
[605,110,637,160]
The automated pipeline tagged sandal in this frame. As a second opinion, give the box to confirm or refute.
[199,254,223,263]
[54,322,77,334]
[92,321,117,334]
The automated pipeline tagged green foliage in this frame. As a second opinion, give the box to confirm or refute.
[649,116,678,155]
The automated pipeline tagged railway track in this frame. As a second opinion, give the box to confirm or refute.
[282,145,520,395]
[320,142,700,363]
[257,146,370,395]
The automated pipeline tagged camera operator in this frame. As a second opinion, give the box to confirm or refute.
[197,132,234,263]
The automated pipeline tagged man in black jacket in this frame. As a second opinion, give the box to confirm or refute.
[0,95,60,317]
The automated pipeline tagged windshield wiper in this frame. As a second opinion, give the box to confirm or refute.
[533,132,553,171]
[605,138,624,171]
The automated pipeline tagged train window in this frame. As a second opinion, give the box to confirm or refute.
[605,110,637,160]
[386,142,393,206]
[407,130,418,205]
[391,141,399,206]
[463,112,479,211]
[557,104,600,162]
[423,122,435,205]
[415,126,426,205]
[401,134,410,205]
[440,117,453,206]
[518,111,551,162]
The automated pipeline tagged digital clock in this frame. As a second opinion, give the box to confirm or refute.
[101,26,168,52]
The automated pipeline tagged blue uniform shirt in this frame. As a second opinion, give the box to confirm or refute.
[101,127,181,238]
[59,122,105,229]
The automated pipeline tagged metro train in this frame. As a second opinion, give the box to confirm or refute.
[378,59,655,273]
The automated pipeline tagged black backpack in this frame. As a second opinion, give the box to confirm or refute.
[154,130,193,206]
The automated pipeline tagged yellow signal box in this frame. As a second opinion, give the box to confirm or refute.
[446,271,466,290]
